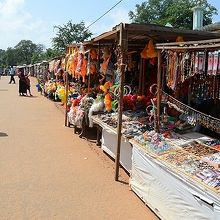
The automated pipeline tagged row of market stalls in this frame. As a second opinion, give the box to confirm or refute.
[33,23,220,219]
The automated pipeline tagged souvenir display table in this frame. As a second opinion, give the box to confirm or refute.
[91,110,151,173]
[91,114,133,173]
[130,131,220,220]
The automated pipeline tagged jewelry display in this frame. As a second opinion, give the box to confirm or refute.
[163,91,220,134]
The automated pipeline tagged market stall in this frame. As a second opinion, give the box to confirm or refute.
[41,56,66,101]
[65,42,101,131]
[129,38,220,220]
[88,23,220,180]
[63,23,220,188]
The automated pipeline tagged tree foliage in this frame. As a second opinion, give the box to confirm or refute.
[52,20,92,53]
[0,40,48,67]
[129,0,217,29]
[0,49,6,68]
[4,48,18,66]
[14,40,45,65]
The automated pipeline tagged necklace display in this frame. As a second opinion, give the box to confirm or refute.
[164,50,220,101]
[163,91,220,134]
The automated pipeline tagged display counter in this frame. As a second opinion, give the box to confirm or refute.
[91,114,220,219]
[130,140,220,220]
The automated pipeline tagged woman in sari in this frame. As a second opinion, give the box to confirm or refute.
[17,68,27,96]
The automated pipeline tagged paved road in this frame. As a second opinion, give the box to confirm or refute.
[0,76,159,220]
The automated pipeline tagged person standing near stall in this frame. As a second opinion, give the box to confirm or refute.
[17,68,27,96]
[25,72,33,96]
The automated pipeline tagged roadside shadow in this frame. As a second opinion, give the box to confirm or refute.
[0,132,8,137]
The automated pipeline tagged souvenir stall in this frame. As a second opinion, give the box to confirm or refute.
[25,64,34,76]
[87,23,220,176]
[41,56,67,101]
[129,38,220,220]
[16,65,26,73]
[64,43,97,131]
[33,63,40,77]
[35,61,50,95]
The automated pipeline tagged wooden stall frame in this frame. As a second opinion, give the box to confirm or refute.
[64,70,69,127]
[115,24,128,181]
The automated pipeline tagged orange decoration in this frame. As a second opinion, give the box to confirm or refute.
[141,40,157,59]
[80,58,88,82]
[104,93,112,112]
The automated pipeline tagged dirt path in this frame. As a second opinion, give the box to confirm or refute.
[0,76,159,220]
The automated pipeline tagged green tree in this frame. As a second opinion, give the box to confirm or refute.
[0,49,6,67]
[31,48,61,64]
[129,0,217,29]
[44,48,61,60]
[14,40,44,65]
[52,20,92,53]
[4,47,18,66]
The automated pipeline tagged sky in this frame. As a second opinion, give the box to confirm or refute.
[0,0,220,50]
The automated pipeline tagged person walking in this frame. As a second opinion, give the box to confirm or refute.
[9,66,16,84]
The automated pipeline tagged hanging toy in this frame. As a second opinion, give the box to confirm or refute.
[123,95,136,111]
[100,81,112,94]
[75,43,85,79]
[75,52,83,79]
[104,93,112,112]
[88,95,104,127]
[100,47,111,74]
[80,57,88,82]
[111,100,119,112]
[69,48,78,77]
[141,39,157,59]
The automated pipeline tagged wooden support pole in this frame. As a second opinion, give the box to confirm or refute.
[115,64,126,181]
[142,59,146,95]
[64,71,69,126]
[115,24,127,181]
[87,50,91,92]
[138,59,143,95]
[156,50,162,133]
